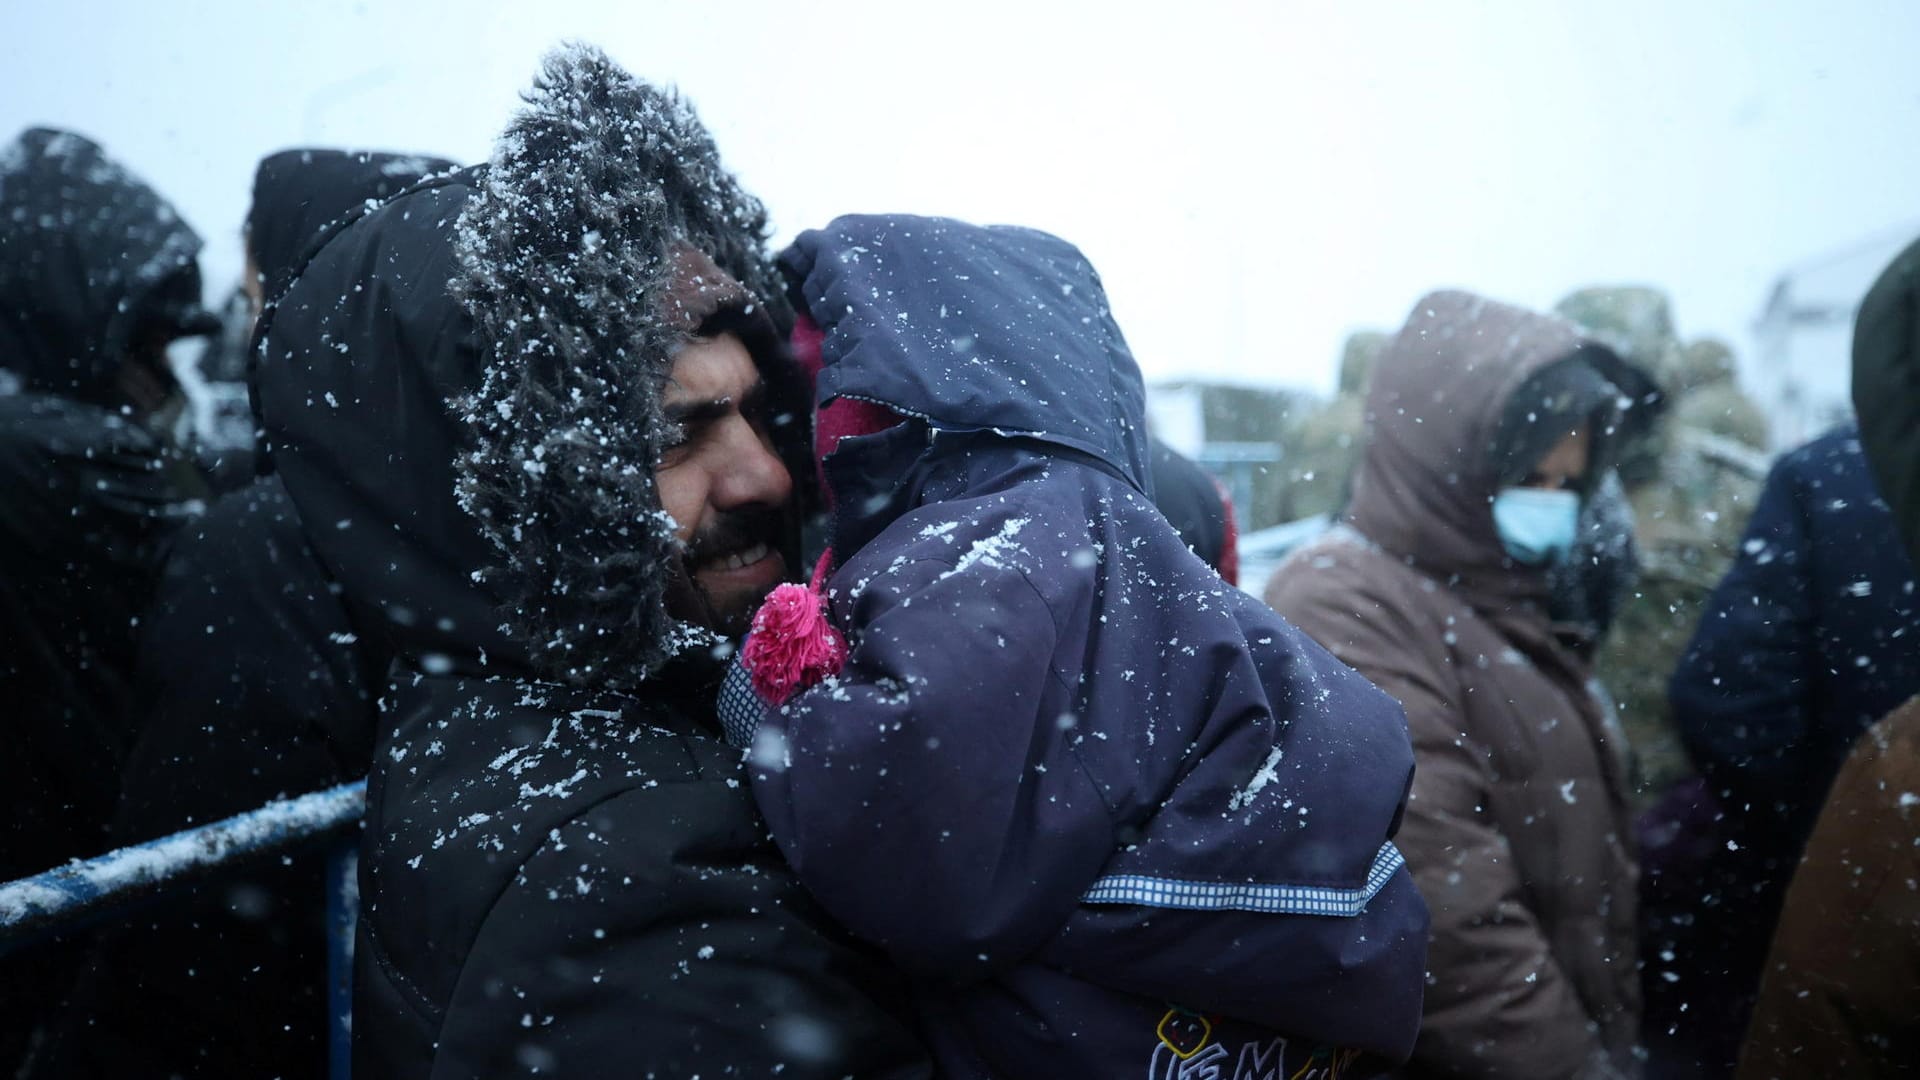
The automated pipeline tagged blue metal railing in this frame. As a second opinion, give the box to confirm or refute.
[0,779,366,1079]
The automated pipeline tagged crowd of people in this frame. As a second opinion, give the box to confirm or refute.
[2,43,1917,1080]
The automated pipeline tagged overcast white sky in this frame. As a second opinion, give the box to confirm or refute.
[6,1,1919,395]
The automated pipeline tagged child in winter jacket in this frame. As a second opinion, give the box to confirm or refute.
[721,215,1429,1078]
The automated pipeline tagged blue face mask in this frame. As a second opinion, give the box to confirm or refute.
[1492,487,1581,566]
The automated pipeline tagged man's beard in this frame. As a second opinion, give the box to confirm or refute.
[664,504,791,639]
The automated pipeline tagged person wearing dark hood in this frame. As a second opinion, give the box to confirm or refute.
[1266,291,1642,1080]
[242,148,456,323]
[26,148,455,1080]
[1737,235,1920,1079]
[1151,437,1240,583]
[0,126,219,1067]
[718,216,1428,1077]
[187,148,459,490]
[245,48,923,1076]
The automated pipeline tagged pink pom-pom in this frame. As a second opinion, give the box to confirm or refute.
[742,581,847,705]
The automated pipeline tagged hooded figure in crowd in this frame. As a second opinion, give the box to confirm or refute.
[243,148,456,319]
[0,127,218,1068]
[0,128,217,409]
[248,49,923,1076]
[724,215,1429,1078]
[1150,436,1239,584]
[190,148,460,491]
[27,149,453,1080]
[1266,290,1643,1080]
[1738,234,1920,1078]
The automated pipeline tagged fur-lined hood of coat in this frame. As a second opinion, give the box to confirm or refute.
[257,44,792,690]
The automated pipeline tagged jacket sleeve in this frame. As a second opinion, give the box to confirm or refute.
[1669,456,1818,819]
[432,776,929,1080]
[751,548,1116,981]
[1277,582,1613,1080]
[1739,702,1920,1077]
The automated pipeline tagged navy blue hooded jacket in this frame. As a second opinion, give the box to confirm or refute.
[746,216,1429,1077]
[1661,425,1920,1075]
[1672,424,1920,834]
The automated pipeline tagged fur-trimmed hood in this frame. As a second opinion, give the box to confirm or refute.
[256,45,789,691]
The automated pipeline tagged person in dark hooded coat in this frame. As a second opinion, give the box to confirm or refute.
[242,148,456,319]
[249,48,924,1077]
[191,148,460,490]
[721,215,1428,1078]
[0,126,218,1069]
[1151,437,1240,584]
[27,149,454,1080]
[1266,291,1643,1080]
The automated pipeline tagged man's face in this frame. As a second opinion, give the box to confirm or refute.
[656,254,794,637]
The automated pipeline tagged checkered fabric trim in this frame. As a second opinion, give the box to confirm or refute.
[717,655,765,750]
[1081,842,1405,917]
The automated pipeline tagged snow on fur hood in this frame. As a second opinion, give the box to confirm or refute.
[257,45,788,690]
[451,43,792,686]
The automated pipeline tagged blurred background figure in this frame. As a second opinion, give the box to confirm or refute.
[1554,285,1772,809]
[1266,290,1643,1080]
[242,148,455,321]
[1650,419,1920,1076]
[1739,232,1920,1079]
[0,125,220,1070]
[22,147,454,1080]
[1150,436,1240,584]
[196,147,456,488]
